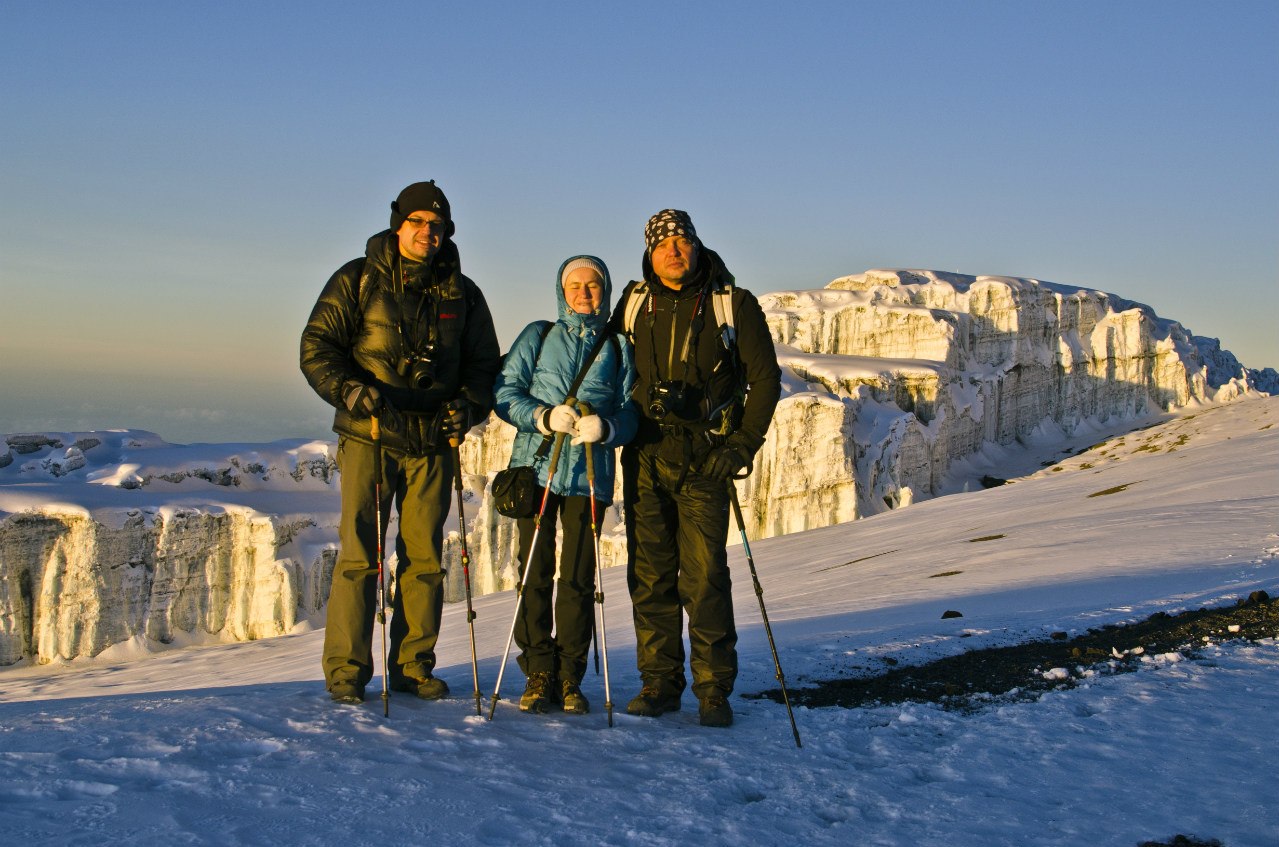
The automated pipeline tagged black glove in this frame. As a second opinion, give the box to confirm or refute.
[439,401,472,441]
[341,380,403,431]
[342,380,381,417]
[701,444,752,482]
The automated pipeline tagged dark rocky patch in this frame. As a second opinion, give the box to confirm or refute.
[754,592,1275,713]
[6,434,62,454]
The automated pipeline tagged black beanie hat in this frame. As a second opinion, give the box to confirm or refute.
[390,180,454,235]
[644,209,698,253]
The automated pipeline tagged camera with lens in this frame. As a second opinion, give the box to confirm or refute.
[397,343,437,390]
[647,380,688,421]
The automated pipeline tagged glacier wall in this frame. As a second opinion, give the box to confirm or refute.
[0,507,333,666]
[2,269,1272,664]
[0,435,342,665]
[741,270,1269,535]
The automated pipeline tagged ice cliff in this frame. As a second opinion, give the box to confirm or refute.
[744,270,1274,536]
[1,270,1272,664]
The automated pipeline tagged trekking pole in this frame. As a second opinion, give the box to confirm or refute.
[487,410,573,721]
[579,402,614,727]
[727,480,801,748]
[372,415,390,718]
[591,616,600,675]
[449,429,484,717]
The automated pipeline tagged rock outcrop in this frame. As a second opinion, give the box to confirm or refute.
[740,270,1267,533]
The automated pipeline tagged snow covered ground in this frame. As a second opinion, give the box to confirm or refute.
[2,397,1276,847]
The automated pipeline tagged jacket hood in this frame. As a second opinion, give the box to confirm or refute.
[555,254,613,332]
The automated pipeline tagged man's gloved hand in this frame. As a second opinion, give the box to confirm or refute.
[440,402,471,441]
[343,380,403,432]
[701,443,752,482]
[542,404,580,435]
[571,414,609,446]
[342,380,382,417]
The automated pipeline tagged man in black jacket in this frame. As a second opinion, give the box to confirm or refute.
[611,209,781,727]
[301,181,501,704]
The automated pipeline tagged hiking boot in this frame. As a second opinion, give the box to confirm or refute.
[561,680,590,715]
[414,676,449,700]
[698,693,733,728]
[626,684,681,717]
[520,671,555,714]
[392,673,450,701]
[329,682,364,705]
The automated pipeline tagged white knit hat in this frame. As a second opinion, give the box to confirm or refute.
[560,256,608,286]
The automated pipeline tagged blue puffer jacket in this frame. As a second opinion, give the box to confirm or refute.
[494,255,638,504]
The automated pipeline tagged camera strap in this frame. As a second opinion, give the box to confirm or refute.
[395,253,439,356]
[641,285,706,386]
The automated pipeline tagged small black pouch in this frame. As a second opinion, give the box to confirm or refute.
[492,465,539,519]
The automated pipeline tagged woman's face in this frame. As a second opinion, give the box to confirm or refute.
[563,267,605,315]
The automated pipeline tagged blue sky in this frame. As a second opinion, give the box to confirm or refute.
[2,1,1275,443]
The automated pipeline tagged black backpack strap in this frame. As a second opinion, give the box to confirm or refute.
[565,329,612,401]
[347,259,374,336]
[527,321,557,458]
[528,320,554,366]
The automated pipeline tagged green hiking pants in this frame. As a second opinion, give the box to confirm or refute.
[322,435,453,690]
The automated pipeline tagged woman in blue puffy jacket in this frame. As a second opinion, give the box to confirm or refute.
[493,255,638,714]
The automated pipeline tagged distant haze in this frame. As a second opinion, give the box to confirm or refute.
[2,2,1275,443]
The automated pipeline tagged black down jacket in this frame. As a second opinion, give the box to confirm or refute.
[300,230,501,456]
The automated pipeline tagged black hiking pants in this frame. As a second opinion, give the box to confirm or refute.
[513,490,602,686]
[622,444,738,700]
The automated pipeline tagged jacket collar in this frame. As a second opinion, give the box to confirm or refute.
[365,230,464,299]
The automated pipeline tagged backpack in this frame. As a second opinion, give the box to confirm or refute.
[619,279,737,354]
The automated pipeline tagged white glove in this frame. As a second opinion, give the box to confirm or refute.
[545,404,580,435]
[571,414,609,446]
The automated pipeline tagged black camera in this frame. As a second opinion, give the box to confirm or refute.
[397,344,437,390]
[647,381,688,421]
